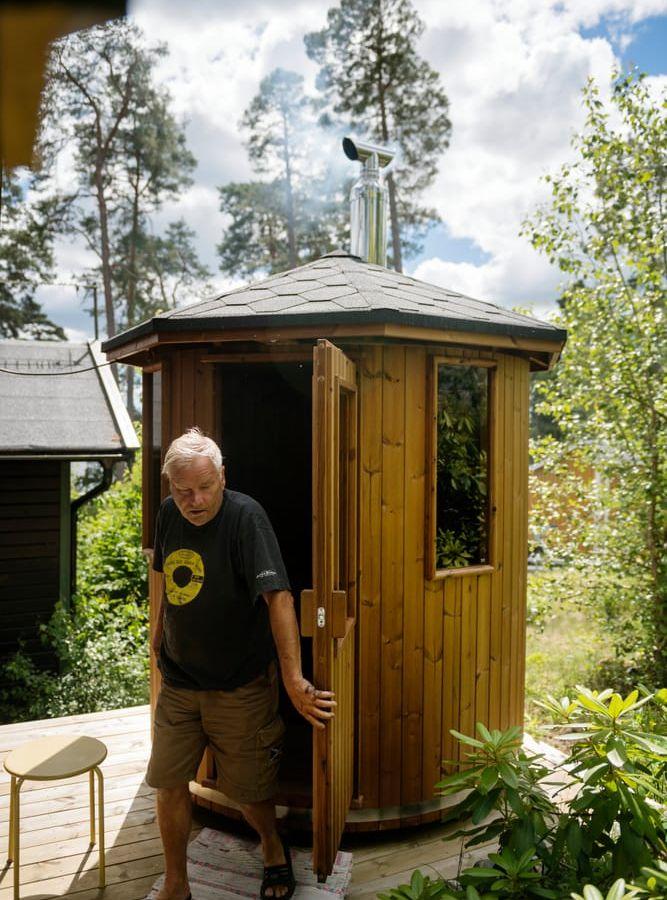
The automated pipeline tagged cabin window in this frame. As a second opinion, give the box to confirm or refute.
[431,360,492,574]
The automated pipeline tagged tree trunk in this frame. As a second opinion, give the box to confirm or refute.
[94,160,116,341]
[282,114,298,269]
[125,153,141,418]
[126,369,136,420]
[386,172,402,272]
[376,22,402,273]
[646,406,666,682]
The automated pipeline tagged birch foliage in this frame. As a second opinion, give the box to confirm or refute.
[524,73,666,682]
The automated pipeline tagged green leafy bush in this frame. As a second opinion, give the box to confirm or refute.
[76,457,147,604]
[0,594,149,721]
[536,688,667,880]
[436,725,561,894]
[570,861,667,899]
[0,457,148,722]
[378,869,458,899]
[380,686,666,900]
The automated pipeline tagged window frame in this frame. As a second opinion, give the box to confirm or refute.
[426,355,496,580]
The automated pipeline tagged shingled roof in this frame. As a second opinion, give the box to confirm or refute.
[0,339,139,459]
[102,250,567,352]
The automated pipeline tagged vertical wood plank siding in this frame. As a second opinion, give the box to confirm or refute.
[401,348,426,804]
[356,347,530,807]
[488,358,505,731]
[357,346,383,808]
[500,356,514,730]
[379,345,405,808]
[147,350,218,718]
[0,460,61,671]
[514,359,530,726]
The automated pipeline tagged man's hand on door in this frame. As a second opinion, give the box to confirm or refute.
[285,677,336,729]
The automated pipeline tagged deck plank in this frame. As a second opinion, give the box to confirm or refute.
[0,705,553,898]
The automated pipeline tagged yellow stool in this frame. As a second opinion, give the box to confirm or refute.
[4,734,107,899]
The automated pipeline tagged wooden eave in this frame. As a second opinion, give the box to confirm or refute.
[104,322,563,372]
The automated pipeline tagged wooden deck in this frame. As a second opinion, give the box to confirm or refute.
[0,705,489,899]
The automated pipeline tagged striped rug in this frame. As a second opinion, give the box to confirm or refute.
[147,827,353,899]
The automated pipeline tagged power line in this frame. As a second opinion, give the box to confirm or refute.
[0,360,114,377]
[0,278,100,289]
[0,278,102,337]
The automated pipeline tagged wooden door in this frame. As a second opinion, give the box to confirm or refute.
[302,339,358,881]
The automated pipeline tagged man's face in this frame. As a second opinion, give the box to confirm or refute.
[169,456,225,526]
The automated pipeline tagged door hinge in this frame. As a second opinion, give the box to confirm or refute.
[317,607,326,628]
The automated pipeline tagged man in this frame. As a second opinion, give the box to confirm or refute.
[147,427,335,900]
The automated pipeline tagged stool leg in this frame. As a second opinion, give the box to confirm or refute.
[7,775,15,863]
[94,767,105,889]
[89,769,96,846]
[12,778,23,900]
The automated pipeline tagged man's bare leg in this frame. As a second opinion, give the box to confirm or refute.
[240,800,289,899]
[155,785,192,900]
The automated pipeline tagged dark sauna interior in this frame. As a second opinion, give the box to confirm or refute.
[219,361,313,802]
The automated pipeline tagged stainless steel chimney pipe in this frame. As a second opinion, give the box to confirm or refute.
[343,137,396,267]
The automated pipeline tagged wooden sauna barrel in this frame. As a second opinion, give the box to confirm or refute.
[102,249,565,838]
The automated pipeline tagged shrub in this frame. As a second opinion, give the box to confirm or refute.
[379,686,667,900]
[76,456,147,604]
[0,593,149,721]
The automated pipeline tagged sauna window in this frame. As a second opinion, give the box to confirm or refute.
[433,362,491,573]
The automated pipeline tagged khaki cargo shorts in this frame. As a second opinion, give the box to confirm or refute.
[146,662,285,803]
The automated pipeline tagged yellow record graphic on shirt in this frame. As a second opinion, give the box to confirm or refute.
[163,549,205,606]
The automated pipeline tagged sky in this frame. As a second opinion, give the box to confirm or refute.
[35,0,667,341]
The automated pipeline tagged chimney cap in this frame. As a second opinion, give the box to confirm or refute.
[343,136,395,168]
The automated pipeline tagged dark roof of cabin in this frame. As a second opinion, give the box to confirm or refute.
[102,250,567,352]
[0,339,139,459]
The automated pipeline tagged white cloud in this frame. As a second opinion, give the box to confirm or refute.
[412,242,562,315]
[35,0,666,338]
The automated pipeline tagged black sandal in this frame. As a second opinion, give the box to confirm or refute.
[260,840,296,900]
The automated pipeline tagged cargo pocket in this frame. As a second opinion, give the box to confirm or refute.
[256,714,285,783]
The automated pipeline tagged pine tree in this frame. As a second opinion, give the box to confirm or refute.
[218,179,345,279]
[112,80,200,332]
[38,19,208,413]
[218,67,347,278]
[0,165,65,340]
[113,219,211,320]
[39,23,205,329]
[218,181,292,278]
[241,68,310,268]
[305,0,452,271]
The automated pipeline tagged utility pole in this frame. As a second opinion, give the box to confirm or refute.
[92,284,99,341]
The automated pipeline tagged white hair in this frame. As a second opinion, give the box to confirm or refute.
[162,427,223,479]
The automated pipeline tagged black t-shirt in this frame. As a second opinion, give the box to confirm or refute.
[152,489,290,690]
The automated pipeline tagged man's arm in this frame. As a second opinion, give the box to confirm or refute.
[264,589,336,730]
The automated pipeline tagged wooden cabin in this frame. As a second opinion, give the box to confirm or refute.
[0,339,138,675]
[103,246,567,879]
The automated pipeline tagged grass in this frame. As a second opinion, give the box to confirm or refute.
[525,600,608,733]
[523,565,648,734]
